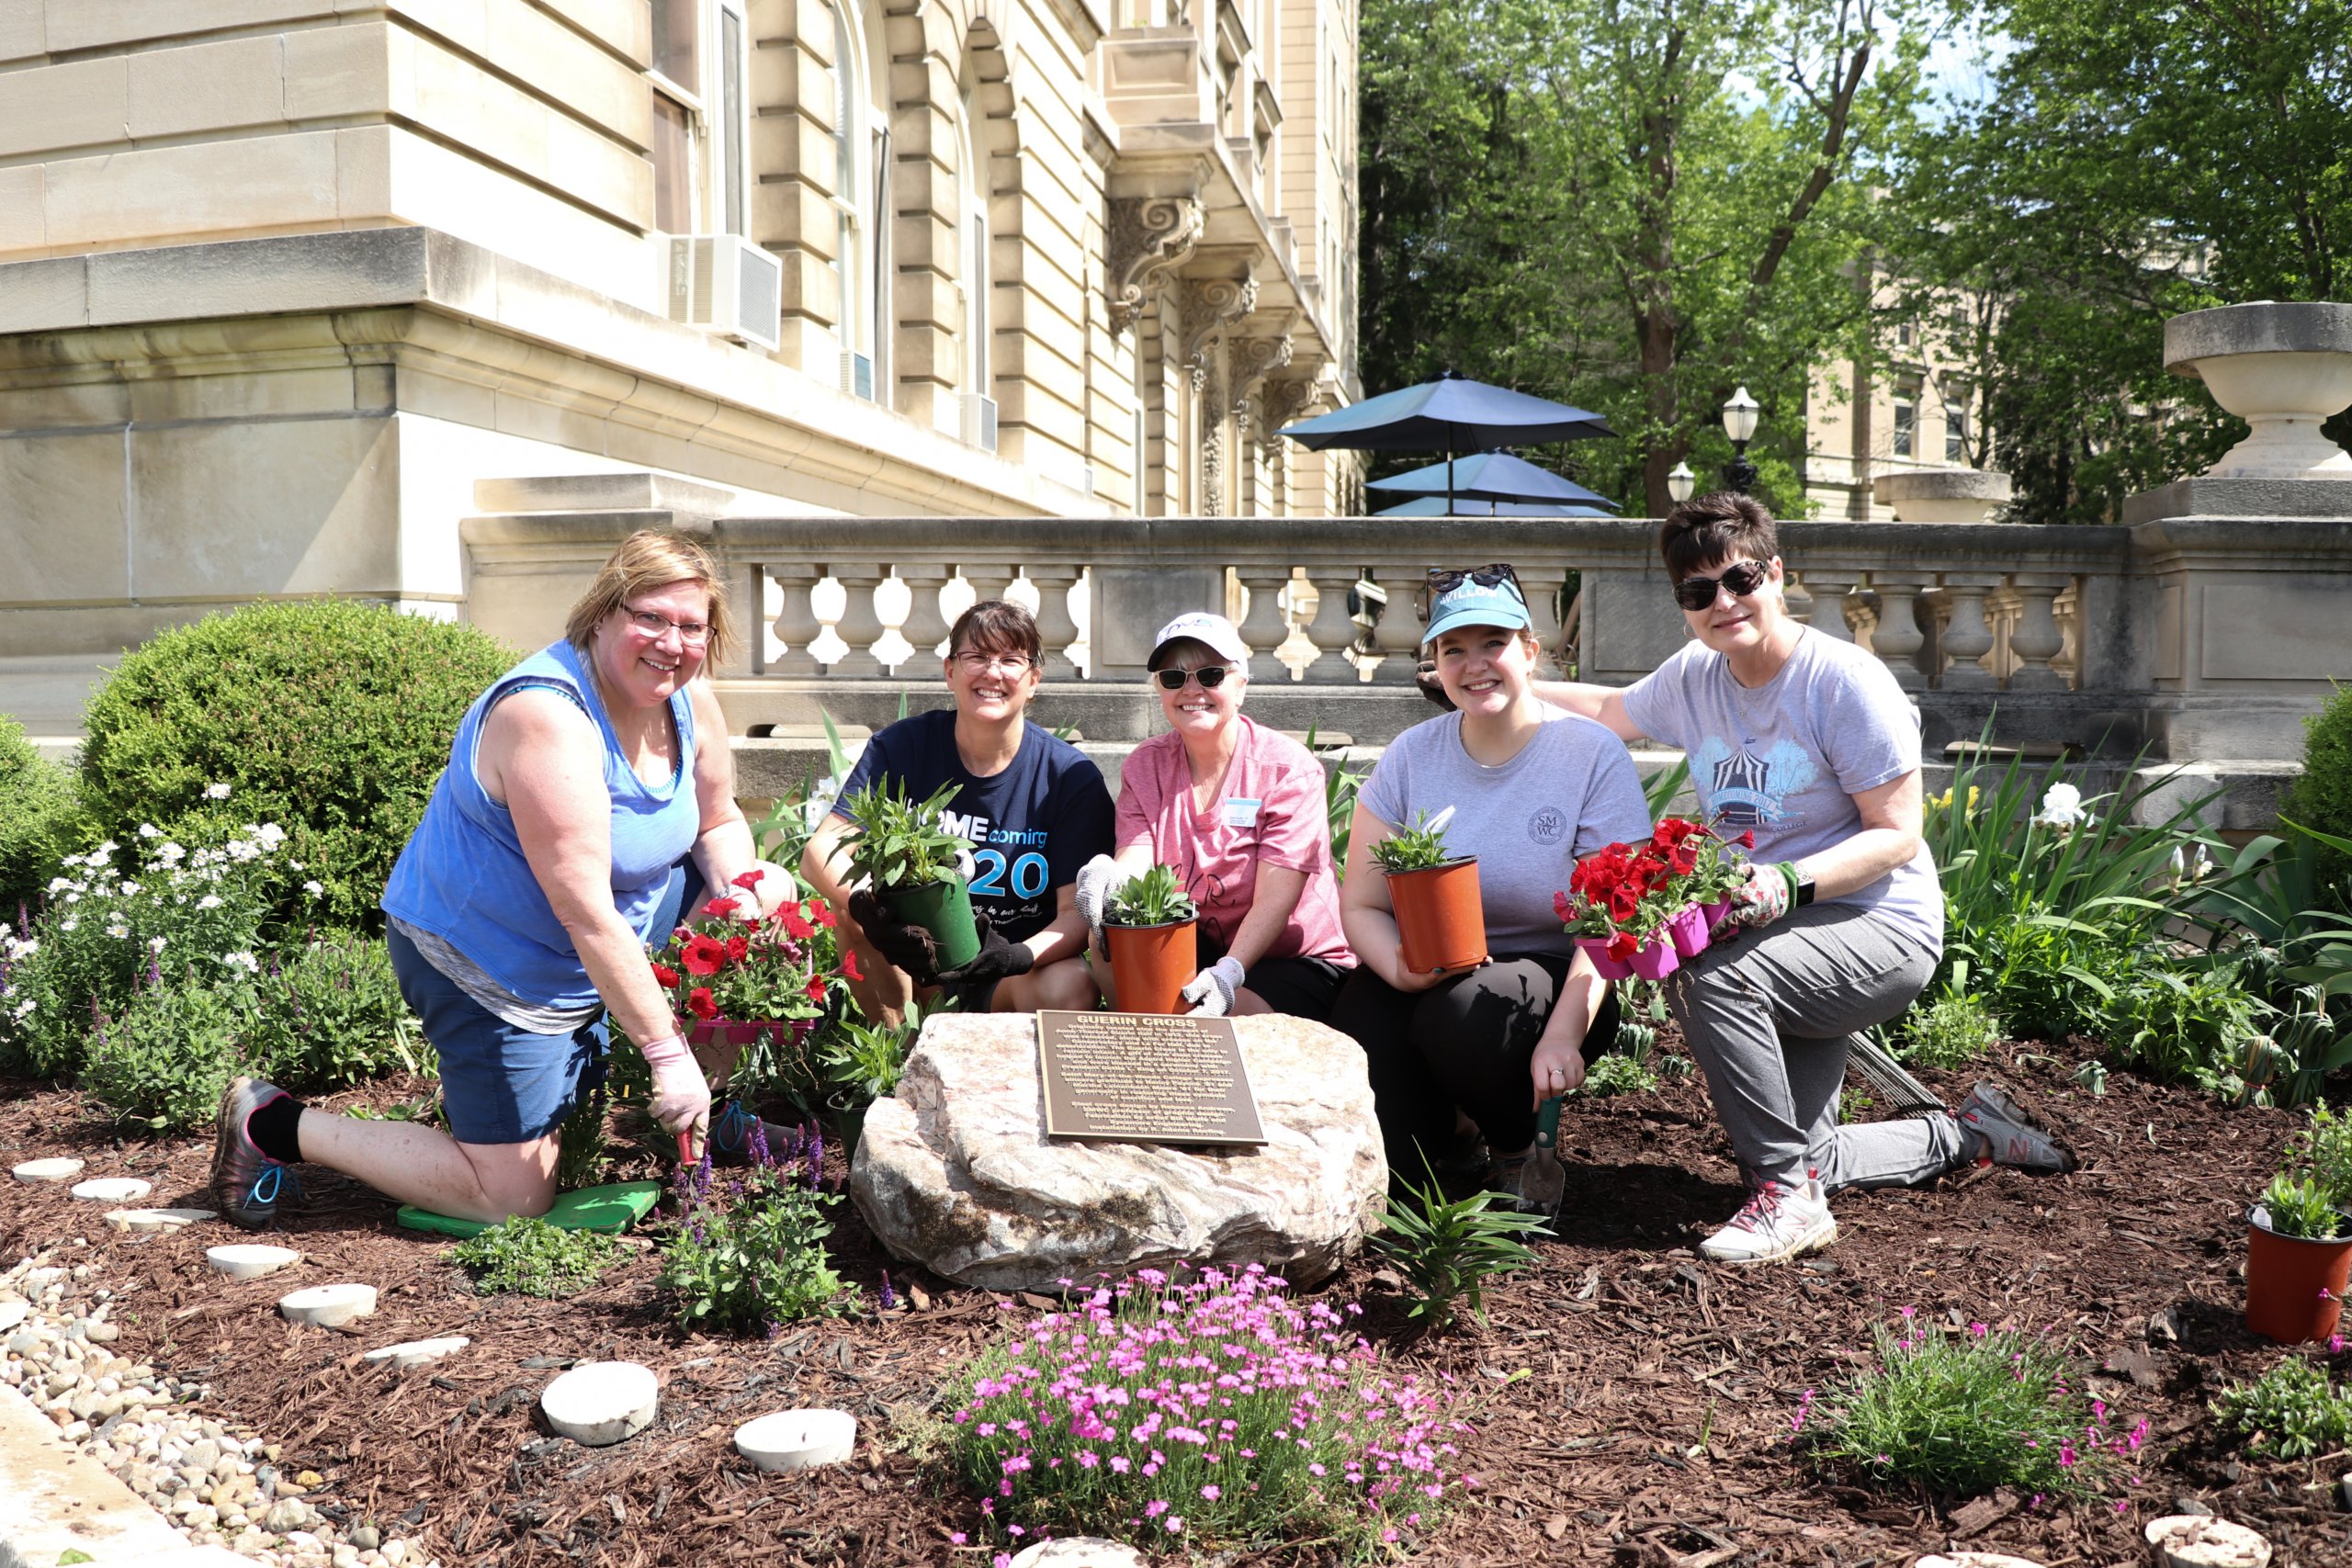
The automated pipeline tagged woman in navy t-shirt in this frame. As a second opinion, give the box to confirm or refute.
[801,600,1112,1016]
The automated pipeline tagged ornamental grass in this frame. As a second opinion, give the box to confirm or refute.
[944,1264,1472,1557]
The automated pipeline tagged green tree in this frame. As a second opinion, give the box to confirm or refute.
[1361,0,1944,513]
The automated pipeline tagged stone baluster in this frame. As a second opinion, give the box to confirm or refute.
[961,566,1017,605]
[1301,565,1363,682]
[1027,563,1082,679]
[1521,566,1566,672]
[1935,573,2001,691]
[767,562,824,675]
[1793,569,1862,645]
[1368,560,1427,681]
[898,563,953,668]
[2006,572,2072,691]
[1234,565,1292,678]
[2052,581,2082,687]
[829,564,888,676]
[1864,572,1931,690]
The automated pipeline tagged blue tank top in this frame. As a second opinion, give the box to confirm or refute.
[381,640,700,1010]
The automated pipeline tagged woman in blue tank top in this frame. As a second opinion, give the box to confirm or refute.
[208,532,792,1227]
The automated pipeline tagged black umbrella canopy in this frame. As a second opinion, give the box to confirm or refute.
[1367,450,1621,511]
[1278,371,1614,452]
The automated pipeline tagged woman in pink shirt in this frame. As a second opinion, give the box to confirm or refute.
[1073,613,1355,1019]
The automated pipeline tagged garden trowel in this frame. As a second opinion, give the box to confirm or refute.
[1521,1095,1567,1213]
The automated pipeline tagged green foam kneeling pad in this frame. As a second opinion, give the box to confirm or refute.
[396,1179,662,1239]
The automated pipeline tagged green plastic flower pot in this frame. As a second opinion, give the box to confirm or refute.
[881,873,982,972]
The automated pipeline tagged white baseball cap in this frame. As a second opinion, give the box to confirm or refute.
[1147,612,1250,673]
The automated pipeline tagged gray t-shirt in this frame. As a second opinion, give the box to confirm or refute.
[1361,709,1652,957]
[1623,626,1943,952]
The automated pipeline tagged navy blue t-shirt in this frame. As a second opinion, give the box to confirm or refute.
[833,710,1114,942]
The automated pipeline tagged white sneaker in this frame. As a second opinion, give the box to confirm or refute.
[1700,1174,1837,1264]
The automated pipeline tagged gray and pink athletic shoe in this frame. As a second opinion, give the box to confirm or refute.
[1959,1080,2076,1172]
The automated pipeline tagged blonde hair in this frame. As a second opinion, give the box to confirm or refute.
[564,530,734,665]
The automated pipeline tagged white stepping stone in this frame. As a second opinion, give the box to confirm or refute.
[362,1337,469,1370]
[206,1245,301,1280]
[733,1409,856,1472]
[277,1283,376,1328]
[106,1207,217,1233]
[0,1301,26,1331]
[1914,1556,2045,1568]
[13,1157,85,1183]
[540,1361,658,1448]
[72,1177,152,1203]
[2145,1516,2271,1568]
[1011,1541,1147,1568]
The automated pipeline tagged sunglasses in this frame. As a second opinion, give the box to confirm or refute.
[1153,664,1234,691]
[1671,559,1770,612]
[1427,563,1523,597]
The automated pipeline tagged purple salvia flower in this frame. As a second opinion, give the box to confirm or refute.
[748,1114,773,1168]
[879,1270,898,1311]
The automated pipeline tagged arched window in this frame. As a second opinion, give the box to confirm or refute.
[955,92,994,448]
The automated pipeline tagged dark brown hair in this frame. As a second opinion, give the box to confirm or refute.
[1659,492,1780,581]
[564,530,733,664]
[947,599,1044,665]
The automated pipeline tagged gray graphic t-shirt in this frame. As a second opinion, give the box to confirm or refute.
[1623,626,1943,952]
[1361,709,1652,957]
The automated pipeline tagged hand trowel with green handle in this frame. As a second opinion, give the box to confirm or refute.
[1521,1095,1567,1213]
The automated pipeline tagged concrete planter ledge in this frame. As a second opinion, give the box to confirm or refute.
[1872,468,2014,523]
[2165,301,2352,479]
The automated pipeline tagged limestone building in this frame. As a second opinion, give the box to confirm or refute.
[0,0,1361,729]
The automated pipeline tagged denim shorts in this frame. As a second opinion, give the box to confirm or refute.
[386,924,609,1146]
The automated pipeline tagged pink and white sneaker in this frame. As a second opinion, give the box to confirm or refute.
[1700,1173,1837,1265]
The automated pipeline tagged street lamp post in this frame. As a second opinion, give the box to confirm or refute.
[1666,461,1696,504]
[1721,385,1759,494]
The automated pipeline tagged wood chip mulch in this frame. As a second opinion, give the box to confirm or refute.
[6,1041,2351,1567]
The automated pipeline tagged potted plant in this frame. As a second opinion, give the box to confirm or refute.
[2246,1108,2352,1344]
[1372,807,1487,976]
[1555,839,1690,981]
[1659,817,1756,958]
[1102,863,1199,1015]
[837,778,982,972]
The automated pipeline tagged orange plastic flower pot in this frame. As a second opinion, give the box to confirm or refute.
[1387,859,1487,976]
[1105,919,1198,1015]
[2245,1206,2352,1344]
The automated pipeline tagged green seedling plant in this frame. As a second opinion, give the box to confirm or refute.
[2294,1104,2352,1208]
[2256,1172,2344,1241]
[449,1214,623,1299]
[838,778,969,891]
[1102,863,1198,927]
[1900,988,2003,1071]
[1370,807,1460,874]
[1376,1158,1550,1331]
[2214,1356,2352,1461]
[1581,1052,1660,1097]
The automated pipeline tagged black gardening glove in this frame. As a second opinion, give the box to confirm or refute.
[933,917,1035,996]
[847,890,941,985]
[1415,659,1456,712]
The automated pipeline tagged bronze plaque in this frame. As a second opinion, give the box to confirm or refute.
[1036,1010,1267,1146]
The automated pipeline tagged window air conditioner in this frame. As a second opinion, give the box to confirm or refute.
[963,392,999,452]
[840,351,875,401]
[664,235,782,353]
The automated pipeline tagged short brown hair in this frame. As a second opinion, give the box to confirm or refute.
[947,599,1043,665]
[1659,492,1780,581]
[563,530,734,664]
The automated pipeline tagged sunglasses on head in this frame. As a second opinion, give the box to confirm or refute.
[1153,664,1234,691]
[1427,563,1523,597]
[1671,559,1770,612]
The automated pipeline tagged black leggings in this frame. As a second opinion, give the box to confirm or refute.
[1327,952,1621,1179]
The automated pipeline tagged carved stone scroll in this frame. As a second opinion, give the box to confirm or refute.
[1107,197,1204,334]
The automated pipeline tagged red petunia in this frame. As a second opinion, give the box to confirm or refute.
[731,870,767,891]
[680,933,729,976]
[1606,931,1638,962]
[1739,829,1757,849]
[780,908,816,941]
[804,974,827,1001]
[809,897,836,928]
[1553,889,1573,922]
[703,896,741,920]
[724,934,750,964]
[686,986,718,1021]
[840,949,863,982]
[650,962,681,987]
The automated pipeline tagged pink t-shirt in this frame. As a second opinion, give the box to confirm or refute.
[1114,715,1353,967]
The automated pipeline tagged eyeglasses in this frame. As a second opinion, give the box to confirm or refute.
[951,650,1034,675]
[1671,559,1771,612]
[1427,563,1524,598]
[622,606,711,646]
[1152,664,1234,692]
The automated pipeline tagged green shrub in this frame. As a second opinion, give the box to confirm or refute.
[1901,988,2003,1070]
[75,602,514,932]
[2214,1356,2352,1461]
[2103,963,2274,1091]
[0,715,83,920]
[1808,1315,2138,1499]
[244,931,428,1091]
[2282,682,2352,894]
[82,982,253,1131]
[450,1214,623,1298]
[661,1161,847,1334]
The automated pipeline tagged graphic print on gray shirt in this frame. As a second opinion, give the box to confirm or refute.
[1361,709,1653,957]
[1622,626,1944,952]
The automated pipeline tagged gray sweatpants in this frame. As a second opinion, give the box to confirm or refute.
[1665,902,1968,1192]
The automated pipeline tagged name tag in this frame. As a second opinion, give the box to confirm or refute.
[1223,796,1261,829]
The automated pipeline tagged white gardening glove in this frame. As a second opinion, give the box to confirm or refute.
[639,1032,712,1160]
[1180,955,1246,1018]
[1072,855,1132,958]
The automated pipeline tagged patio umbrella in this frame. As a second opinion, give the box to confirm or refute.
[1278,369,1613,511]
[1373,496,1616,518]
[1368,450,1621,512]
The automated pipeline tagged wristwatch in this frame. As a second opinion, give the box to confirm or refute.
[1793,872,1817,908]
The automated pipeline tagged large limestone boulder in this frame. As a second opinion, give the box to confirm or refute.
[849,1012,1387,1290]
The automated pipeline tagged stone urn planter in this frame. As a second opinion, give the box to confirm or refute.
[1872,468,2013,523]
[2165,300,2352,479]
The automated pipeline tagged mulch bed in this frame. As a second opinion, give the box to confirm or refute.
[6,1039,2351,1568]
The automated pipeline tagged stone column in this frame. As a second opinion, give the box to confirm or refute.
[768,562,825,676]
[1866,572,1931,691]
[829,565,888,676]
[898,563,953,667]
[2006,572,2072,691]
[1301,565,1361,682]
[1027,563,1082,680]
[1792,569,1862,645]
[1936,573,2001,690]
